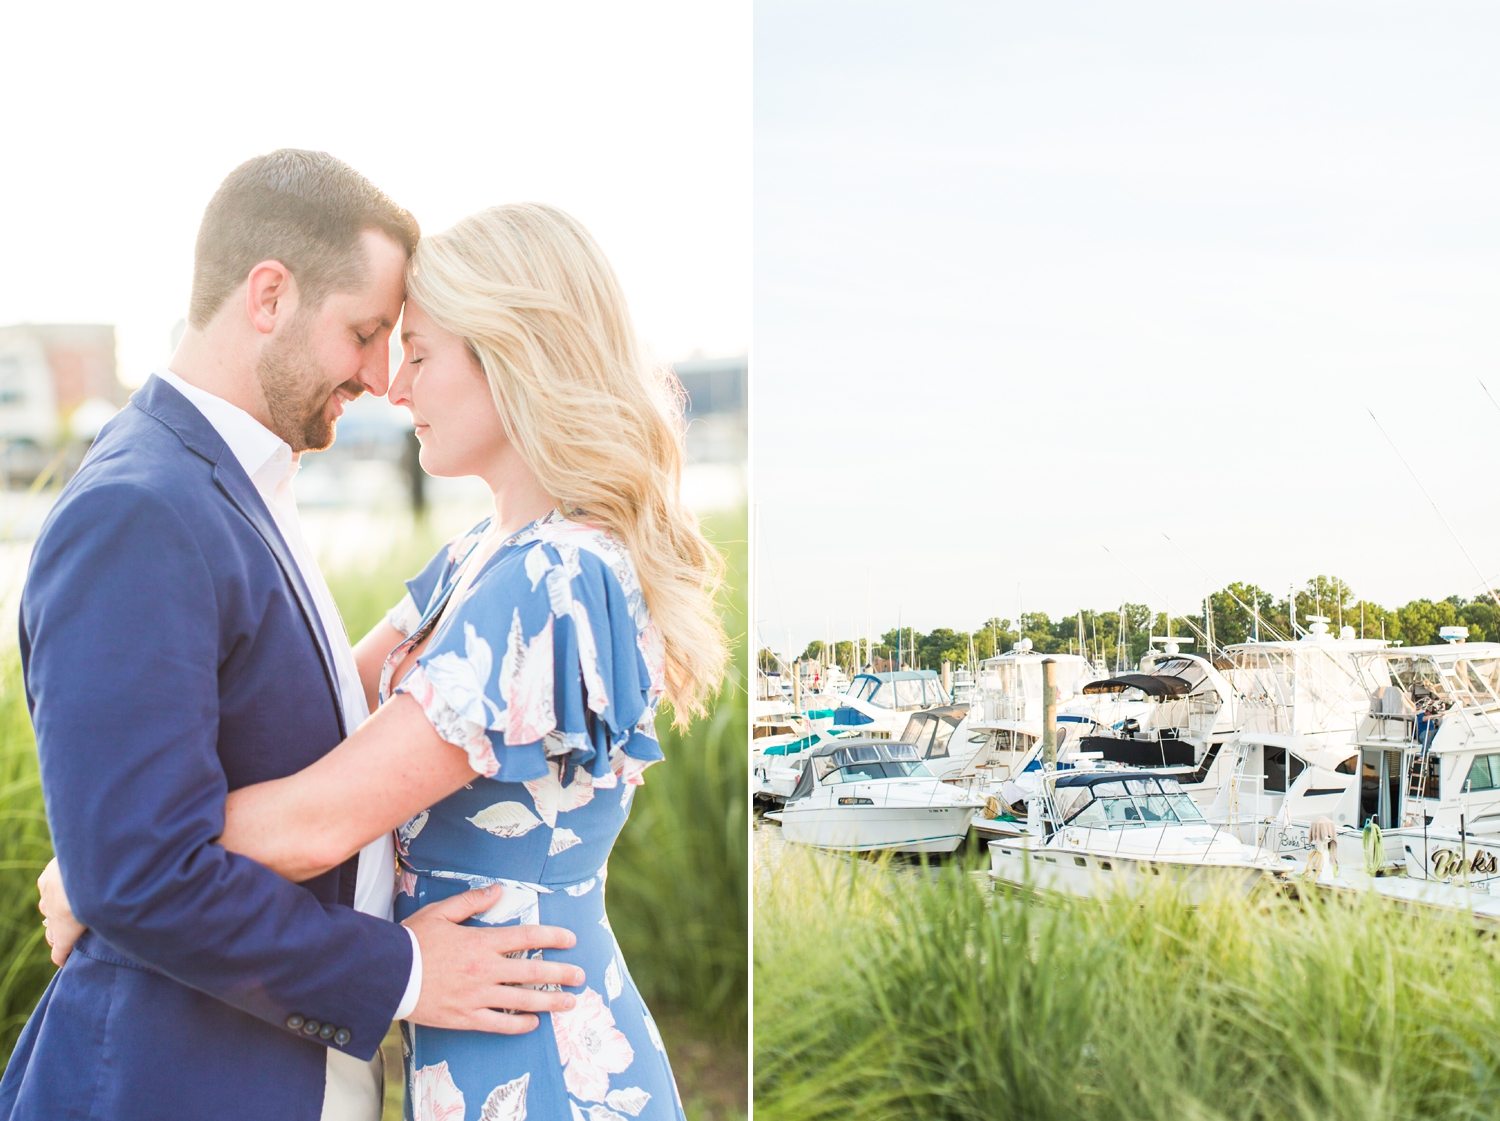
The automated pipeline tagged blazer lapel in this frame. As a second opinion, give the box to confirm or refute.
[133,375,348,739]
[211,462,348,739]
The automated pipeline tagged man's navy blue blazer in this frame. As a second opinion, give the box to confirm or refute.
[0,375,412,1121]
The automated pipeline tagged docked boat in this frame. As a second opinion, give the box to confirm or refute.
[1074,643,1241,807]
[1210,618,1387,851]
[894,704,976,781]
[752,726,862,804]
[754,669,801,743]
[823,669,952,739]
[962,644,1111,777]
[1345,636,1500,882]
[764,738,984,853]
[987,769,1272,901]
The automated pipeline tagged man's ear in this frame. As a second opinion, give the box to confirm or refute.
[244,259,298,336]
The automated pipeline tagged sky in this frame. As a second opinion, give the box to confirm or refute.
[0,1,749,385]
[755,0,1500,659]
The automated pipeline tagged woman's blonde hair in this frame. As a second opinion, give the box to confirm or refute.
[406,203,728,719]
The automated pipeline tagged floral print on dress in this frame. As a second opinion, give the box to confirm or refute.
[480,1073,530,1121]
[554,987,635,1102]
[412,1061,466,1121]
[389,514,683,1121]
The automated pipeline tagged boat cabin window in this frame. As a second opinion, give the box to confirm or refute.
[1455,659,1500,700]
[1387,658,1449,702]
[928,719,957,758]
[822,759,933,784]
[893,679,926,708]
[1464,754,1500,793]
[1263,746,1307,793]
[851,676,880,702]
[904,717,938,755]
[1059,776,1207,828]
[1335,754,1358,775]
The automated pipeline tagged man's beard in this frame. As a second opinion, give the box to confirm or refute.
[256,315,363,452]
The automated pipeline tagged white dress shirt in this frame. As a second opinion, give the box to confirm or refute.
[157,369,419,1121]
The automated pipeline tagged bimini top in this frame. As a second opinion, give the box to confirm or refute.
[800,738,922,763]
[1082,673,1192,698]
[845,671,950,710]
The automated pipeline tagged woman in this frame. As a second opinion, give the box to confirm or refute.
[42,203,728,1121]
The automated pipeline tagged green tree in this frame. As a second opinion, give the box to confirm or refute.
[1393,599,1458,648]
[917,627,968,670]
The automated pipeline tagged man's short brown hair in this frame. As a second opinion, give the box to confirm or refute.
[187,149,420,329]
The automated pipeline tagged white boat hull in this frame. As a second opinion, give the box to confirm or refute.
[767,804,978,854]
[987,836,1267,902]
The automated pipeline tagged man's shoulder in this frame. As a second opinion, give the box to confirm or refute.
[40,402,222,547]
[72,400,215,496]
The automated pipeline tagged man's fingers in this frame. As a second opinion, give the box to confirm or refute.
[474,983,578,1015]
[463,1008,543,1036]
[490,956,586,989]
[420,883,505,924]
[484,923,578,954]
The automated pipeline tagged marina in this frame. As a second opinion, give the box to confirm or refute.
[754,609,1500,923]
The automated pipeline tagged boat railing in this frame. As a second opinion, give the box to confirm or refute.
[1237,694,1290,735]
[979,694,1030,723]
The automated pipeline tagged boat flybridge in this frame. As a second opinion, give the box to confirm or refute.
[764,738,984,854]
[987,769,1271,902]
[1211,617,1387,849]
[961,643,1111,776]
[1071,639,1241,807]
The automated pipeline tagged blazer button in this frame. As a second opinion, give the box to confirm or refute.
[285,1014,305,1031]
[334,1029,351,1046]
[302,1020,321,1036]
[319,1024,335,1041]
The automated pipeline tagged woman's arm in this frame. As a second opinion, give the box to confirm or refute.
[220,693,476,882]
[37,693,478,963]
[353,618,407,714]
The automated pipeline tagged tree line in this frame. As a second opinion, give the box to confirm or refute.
[758,575,1500,675]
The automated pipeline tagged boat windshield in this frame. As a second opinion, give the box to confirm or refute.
[823,760,934,784]
[1057,776,1207,828]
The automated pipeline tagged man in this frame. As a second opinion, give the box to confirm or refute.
[0,150,581,1121]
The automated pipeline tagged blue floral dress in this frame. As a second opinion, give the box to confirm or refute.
[380,511,684,1121]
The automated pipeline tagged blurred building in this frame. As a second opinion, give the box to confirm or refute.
[0,324,127,483]
[673,353,746,512]
[673,353,747,464]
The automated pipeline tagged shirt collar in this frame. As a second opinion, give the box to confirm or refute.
[155,368,293,485]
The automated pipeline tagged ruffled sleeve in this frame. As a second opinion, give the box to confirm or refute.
[385,518,493,638]
[394,529,661,786]
[385,593,422,639]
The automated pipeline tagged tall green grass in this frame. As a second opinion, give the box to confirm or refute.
[0,508,748,1094]
[609,510,748,1039]
[755,848,1500,1121]
[0,658,52,1060]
